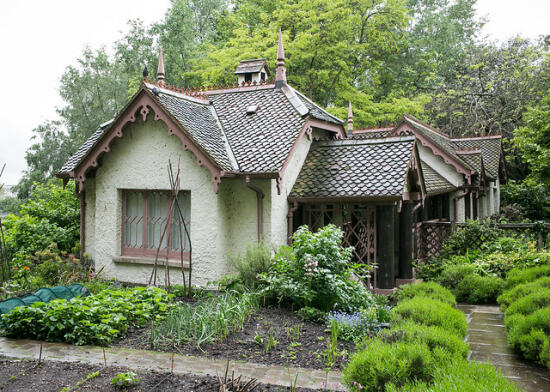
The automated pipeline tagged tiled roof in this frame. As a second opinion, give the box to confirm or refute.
[293,90,343,125]
[421,160,456,194]
[209,87,306,173]
[58,121,112,175]
[155,92,235,171]
[290,137,415,198]
[352,129,394,139]
[452,136,502,178]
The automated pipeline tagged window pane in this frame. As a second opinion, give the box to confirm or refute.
[172,192,191,252]
[124,191,143,248]
[147,192,168,249]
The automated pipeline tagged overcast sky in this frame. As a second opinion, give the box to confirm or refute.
[0,0,549,185]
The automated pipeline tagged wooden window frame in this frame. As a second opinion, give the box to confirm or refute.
[121,190,190,260]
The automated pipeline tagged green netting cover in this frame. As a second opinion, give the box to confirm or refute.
[0,284,91,319]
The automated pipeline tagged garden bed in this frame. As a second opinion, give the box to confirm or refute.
[0,359,315,392]
[114,306,355,370]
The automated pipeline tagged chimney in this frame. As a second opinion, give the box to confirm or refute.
[347,101,354,137]
[275,29,286,88]
[157,48,165,85]
[235,59,271,85]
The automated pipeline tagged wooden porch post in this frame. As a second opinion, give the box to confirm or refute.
[399,202,414,279]
[376,205,396,289]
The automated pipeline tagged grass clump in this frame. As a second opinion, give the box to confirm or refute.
[230,242,273,290]
[505,288,550,317]
[504,265,550,290]
[391,296,467,338]
[498,276,550,310]
[395,281,456,306]
[151,290,258,350]
[506,306,550,368]
[378,321,469,359]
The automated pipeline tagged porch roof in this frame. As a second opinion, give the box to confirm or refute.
[290,136,415,199]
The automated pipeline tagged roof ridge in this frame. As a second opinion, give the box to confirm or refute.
[146,78,276,98]
[403,114,451,139]
[292,89,344,124]
[451,134,502,141]
[316,135,415,147]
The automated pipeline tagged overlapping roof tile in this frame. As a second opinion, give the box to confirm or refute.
[452,137,502,178]
[290,137,415,198]
[420,160,456,194]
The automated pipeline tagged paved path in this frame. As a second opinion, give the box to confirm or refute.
[459,304,550,392]
[0,337,344,391]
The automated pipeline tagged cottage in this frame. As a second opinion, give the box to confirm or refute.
[57,32,506,290]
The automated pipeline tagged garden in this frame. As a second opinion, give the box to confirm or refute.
[0,183,548,391]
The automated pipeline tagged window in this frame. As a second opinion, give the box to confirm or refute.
[122,190,191,259]
[245,73,252,83]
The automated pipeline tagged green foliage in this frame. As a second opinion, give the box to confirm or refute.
[454,274,504,304]
[112,371,139,389]
[387,358,520,392]
[498,276,550,310]
[506,307,550,369]
[437,263,477,288]
[501,180,550,221]
[513,91,550,185]
[3,182,79,255]
[442,219,502,256]
[378,321,469,360]
[506,288,550,317]
[391,296,467,338]
[1,287,173,346]
[150,290,258,349]
[0,197,22,216]
[395,282,456,306]
[326,306,391,343]
[343,339,438,392]
[230,241,273,290]
[260,225,375,312]
[504,265,550,290]
[296,306,325,322]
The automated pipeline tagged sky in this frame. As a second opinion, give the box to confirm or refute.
[0,0,549,186]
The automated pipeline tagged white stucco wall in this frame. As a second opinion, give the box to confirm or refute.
[418,144,464,188]
[85,115,243,286]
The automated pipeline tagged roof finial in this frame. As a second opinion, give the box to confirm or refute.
[275,29,287,88]
[347,101,354,137]
[157,48,165,86]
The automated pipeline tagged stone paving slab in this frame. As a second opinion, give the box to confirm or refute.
[0,337,345,391]
[459,304,550,392]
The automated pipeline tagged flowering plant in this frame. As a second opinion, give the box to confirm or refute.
[326,306,390,342]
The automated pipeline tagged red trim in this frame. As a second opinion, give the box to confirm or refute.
[74,88,224,193]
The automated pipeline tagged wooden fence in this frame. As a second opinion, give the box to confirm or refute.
[415,221,550,261]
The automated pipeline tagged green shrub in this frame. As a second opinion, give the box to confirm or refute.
[230,241,273,290]
[326,306,391,343]
[505,288,550,317]
[438,264,477,288]
[391,297,467,338]
[442,219,502,256]
[296,306,325,322]
[505,265,550,290]
[1,287,173,345]
[260,225,376,312]
[343,339,438,392]
[506,307,550,369]
[501,180,550,222]
[454,274,504,304]
[386,358,520,392]
[498,276,550,310]
[396,282,456,306]
[378,321,469,359]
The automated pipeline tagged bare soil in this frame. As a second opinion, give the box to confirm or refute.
[114,307,354,370]
[0,359,316,392]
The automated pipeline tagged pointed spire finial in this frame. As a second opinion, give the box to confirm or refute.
[275,29,287,88]
[347,101,354,137]
[157,48,165,85]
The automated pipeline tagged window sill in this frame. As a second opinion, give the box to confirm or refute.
[113,256,190,269]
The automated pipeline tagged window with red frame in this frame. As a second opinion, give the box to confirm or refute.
[122,190,191,259]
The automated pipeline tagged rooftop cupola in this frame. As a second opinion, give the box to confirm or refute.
[275,29,287,88]
[235,59,271,85]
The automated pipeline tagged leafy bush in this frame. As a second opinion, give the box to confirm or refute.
[501,180,550,222]
[343,339,438,392]
[391,297,467,338]
[437,264,477,288]
[150,290,258,349]
[395,282,456,306]
[505,288,550,317]
[229,241,273,290]
[506,307,550,369]
[3,182,79,255]
[442,219,502,256]
[296,306,325,322]
[1,287,173,345]
[454,274,504,304]
[260,225,376,312]
[326,306,390,342]
[504,265,550,290]
[498,276,550,310]
[386,358,520,392]
[378,321,469,359]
